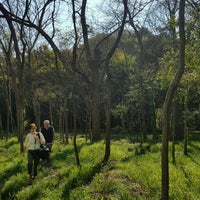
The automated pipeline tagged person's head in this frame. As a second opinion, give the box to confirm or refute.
[43,120,50,129]
[29,123,37,133]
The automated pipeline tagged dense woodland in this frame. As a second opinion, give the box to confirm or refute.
[0,0,200,199]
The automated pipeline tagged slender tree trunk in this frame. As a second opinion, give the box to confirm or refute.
[49,101,53,126]
[89,111,92,142]
[65,109,69,144]
[64,99,69,144]
[59,102,64,141]
[161,1,185,199]
[183,95,188,156]
[104,74,111,163]
[73,95,81,167]
[5,82,10,141]
[0,114,2,136]
[8,82,14,132]
[172,97,176,164]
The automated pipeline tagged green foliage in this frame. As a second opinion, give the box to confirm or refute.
[1,134,200,199]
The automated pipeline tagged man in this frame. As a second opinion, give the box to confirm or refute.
[40,120,55,153]
[40,120,55,168]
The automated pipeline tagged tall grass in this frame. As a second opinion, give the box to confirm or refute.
[0,134,200,199]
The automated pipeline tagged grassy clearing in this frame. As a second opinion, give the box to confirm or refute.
[0,134,200,199]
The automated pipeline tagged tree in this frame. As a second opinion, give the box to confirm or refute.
[0,1,29,152]
[78,0,128,143]
[161,0,185,199]
[0,25,14,139]
[127,0,155,144]
[0,0,61,152]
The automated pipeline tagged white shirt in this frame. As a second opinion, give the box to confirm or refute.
[25,132,45,150]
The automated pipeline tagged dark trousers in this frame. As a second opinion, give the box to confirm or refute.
[28,150,40,177]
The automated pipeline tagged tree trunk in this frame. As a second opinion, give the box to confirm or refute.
[73,96,81,167]
[0,114,2,136]
[33,99,40,128]
[64,99,69,144]
[49,101,53,126]
[59,103,64,141]
[183,95,188,156]
[104,74,111,163]
[91,74,101,142]
[172,97,176,164]
[161,1,185,199]
[88,111,92,142]
[5,81,10,141]
[16,88,25,153]
[9,83,14,132]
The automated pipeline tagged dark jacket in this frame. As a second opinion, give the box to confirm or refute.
[40,126,55,144]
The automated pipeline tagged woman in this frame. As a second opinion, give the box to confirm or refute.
[24,123,45,181]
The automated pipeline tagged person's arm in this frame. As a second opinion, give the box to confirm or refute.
[23,135,29,156]
[39,132,46,144]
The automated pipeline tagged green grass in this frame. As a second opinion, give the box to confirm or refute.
[0,134,200,199]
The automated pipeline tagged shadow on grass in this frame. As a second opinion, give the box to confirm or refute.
[51,142,92,162]
[61,162,104,199]
[0,162,27,200]
[188,142,200,153]
[50,148,75,161]
[0,161,25,187]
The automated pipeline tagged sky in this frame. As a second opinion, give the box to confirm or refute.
[57,0,105,31]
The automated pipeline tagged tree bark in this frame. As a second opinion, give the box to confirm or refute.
[103,74,111,163]
[183,95,188,156]
[0,5,26,153]
[91,71,101,142]
[64,99,69,144]
[161,0,185,199]
[172,96,176,164]
[32,98,40,128]
[73,92,81,167]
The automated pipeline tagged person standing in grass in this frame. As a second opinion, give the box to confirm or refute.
[24,123,45,181]
[40,120,55,166]
[40,120,55,153]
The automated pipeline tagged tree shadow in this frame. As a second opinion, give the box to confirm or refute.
[0,161,24,187]
[61,161,104,199]
[0,161,26,200]
[188,142,200,153]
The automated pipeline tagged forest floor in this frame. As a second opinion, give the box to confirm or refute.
[0,133,200,200]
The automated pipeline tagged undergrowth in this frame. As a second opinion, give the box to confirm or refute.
[0,134,200,200]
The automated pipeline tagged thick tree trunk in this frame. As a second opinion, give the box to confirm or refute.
[33,99,40,128]
[91,75,101,142]
[85,101,92,142]
[16,88,25,153]
[161,1,185,199]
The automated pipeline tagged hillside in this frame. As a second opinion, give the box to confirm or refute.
[0,134,200,200]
